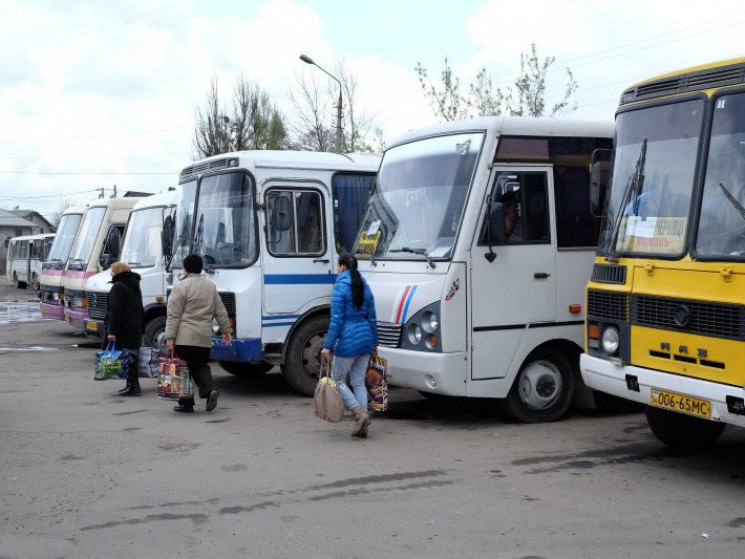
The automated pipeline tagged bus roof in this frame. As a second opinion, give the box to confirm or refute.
[620,57,745,106]
[87,196,147,210]
[61,206,87,216]
[131,189,177,211]
[387,116,614,150]
[8,232,55,242]
[180,150,381,184]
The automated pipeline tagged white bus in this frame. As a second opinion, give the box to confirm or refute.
[6,233,55,289]
[354,116,613,422]
[170,150,380,394]
[40,206,87,320]
[84,190,177,351]
[62,196,144,332]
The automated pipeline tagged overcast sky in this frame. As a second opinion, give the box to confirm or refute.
[1,0,744,221]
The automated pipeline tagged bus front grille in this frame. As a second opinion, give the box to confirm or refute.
[591,264,627,284]
[87,291,107,320]
[632,295,745,341]
[377,322,402,348]
[587,289,629,321]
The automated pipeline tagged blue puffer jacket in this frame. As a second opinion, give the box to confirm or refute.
[323,270,378,357]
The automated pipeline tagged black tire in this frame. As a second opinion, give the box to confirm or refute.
[281,314,329,396]
[144,315,168,356]
[502,346,575,423]
[645,405,725,449]
[219,361,274,376]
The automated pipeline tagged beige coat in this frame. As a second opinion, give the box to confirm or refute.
[165,273,232,348]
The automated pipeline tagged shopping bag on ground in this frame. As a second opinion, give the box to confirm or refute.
[94,341,130,380]
[156,351,193,399]
[365,354,388,412]
[314,358,344,423]
[138,346,160,378]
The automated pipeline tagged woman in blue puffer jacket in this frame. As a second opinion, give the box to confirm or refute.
[321,253,378,438]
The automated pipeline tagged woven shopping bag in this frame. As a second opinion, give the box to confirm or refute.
[94,341,130,380]
[365,354,388,412]
[156,350,193,400]
[314,357,344,423]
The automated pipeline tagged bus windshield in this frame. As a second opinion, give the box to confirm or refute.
[696,92,745,258]
[68,206,106,270]
[45,213,82,270]
[120,207,166,268]
[599,100,703,258]
[355,132,482,261]
[172,172,257,269]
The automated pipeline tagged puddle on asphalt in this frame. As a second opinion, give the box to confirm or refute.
[0,301,46,325]
[0,346,59,352]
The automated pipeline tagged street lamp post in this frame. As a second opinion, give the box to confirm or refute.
[300,54,343,153]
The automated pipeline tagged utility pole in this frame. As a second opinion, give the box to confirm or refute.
[98,187,105,199]
[112,184,117,198]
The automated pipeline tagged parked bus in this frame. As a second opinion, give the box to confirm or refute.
[40,206,87,320]
[580,57,745,447]
[353,116,613,422]
[63,196,144,331]
[84,190,176,351]
[6,233,55,289]
[170,150,379,395]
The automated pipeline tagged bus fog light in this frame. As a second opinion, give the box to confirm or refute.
[424,374,437,389]
[601,327,620,356]
[212,318,220,335]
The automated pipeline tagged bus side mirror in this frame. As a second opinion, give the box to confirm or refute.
[590,149,611,216]
[162,215,174,257]
[272,195,293,232]
[488,201,507,244]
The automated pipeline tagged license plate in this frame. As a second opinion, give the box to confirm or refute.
[41,307,47,314]
[649,388,711,419]
[86,321,98,332]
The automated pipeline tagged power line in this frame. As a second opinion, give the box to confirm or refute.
[0,171,175,176]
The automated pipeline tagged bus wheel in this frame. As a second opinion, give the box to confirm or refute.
[144,316,168,355]
[30,273,39,292]
[502,347,574,423]
[281,314,329,396]
[219,361,274,376]
[645,406,725,449]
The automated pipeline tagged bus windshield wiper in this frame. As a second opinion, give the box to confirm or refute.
[606,138,647,262]
[391,247,435,268]
[718,182,745,223]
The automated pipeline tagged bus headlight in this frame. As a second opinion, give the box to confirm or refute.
[601,326,620,356]
[212,318,221,335]
[421,310,439,333]
[406,323,422,345]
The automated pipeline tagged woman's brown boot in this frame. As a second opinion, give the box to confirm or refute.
[351,406,370,438]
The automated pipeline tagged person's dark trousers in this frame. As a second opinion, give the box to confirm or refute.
[175,345,213,399]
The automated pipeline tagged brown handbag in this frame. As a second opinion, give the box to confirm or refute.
[314,357,344,423]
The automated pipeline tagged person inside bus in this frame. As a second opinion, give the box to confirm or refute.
[106,261,144,397]
[501,190,523,242]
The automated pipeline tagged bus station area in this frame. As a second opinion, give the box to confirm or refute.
[2,279,745,559]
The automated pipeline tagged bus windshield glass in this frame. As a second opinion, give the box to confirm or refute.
[696,92,745,258]
[120,207,166,268]
[355,132,482,260]
[68,206,106,270]
[174,172,257,269]
[45,213,82,270]
[598,99,703,257]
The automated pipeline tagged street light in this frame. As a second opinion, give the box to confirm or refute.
[299,54,343,153]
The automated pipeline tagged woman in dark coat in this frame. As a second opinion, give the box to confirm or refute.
[106,261,144,396]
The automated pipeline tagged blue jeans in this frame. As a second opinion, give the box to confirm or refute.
[331,353,370,412]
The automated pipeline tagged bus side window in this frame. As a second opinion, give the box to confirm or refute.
[100,227,123,269]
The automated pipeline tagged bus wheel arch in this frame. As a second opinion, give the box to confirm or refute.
[645,406,725,449]
[501,343,576,423]
[281,311,330,396]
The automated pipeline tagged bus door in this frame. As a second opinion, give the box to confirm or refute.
[470,166,557,380]
[263,185,333,317]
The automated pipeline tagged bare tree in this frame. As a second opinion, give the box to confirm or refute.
[416,44,578,121]
[192,75,287,158]
[288,61,378,153]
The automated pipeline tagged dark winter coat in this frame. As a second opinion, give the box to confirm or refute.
[323,270,378,357]
[106,271,144,350]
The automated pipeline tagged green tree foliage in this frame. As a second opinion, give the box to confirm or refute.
[192,75,287,158]
[416,44,578,121]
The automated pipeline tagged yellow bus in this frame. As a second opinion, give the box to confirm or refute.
[580,57,745,447]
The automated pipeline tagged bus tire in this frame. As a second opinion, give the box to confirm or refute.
[144,316,168,356]
[219,361,274,376]
[30,273,39,292]
[502,347,575,423]
[281,314,329,396]
[645,406,725,448]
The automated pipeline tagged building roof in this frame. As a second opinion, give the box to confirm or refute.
[9,209,54,230]
[0,207,36,228]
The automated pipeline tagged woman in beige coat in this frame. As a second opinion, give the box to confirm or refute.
[166,254,232,413]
